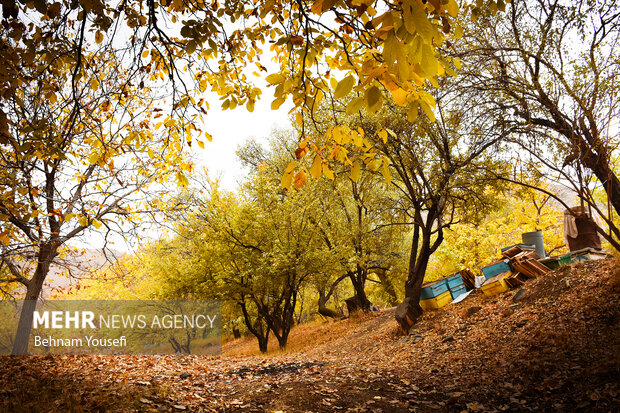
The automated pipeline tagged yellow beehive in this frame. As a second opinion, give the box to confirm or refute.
[420,290,452,310]
[481,271,510,297]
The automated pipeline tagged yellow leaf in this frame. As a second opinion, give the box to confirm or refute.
[345,97,365,115]
[350,161,361,182]
[381,159,392,183]
[323,164,335,180]
[95,31,104,44]
[378,129,388,143]
[89,152,99,165]
[92,219,102,229]
[404,0,435,42]
[407,104,419,122]
[366,86,382,112]
[271,97,285,110]
[420,100,436,121]
[293,171,307,189]
[334,75,356,99]
[367,158,381,171]
[310,0,323,14]
[247,100,255,112]
[420,44,438,77]
[265,73,285,84]
[78,216,88,227]
[197,139,205,149]
[390,88,408,106]
[285,161,297,174]
[90,77,99,91]
[310,155,322,179]
[141,49,149,58]
[446,0,459,17]
[281,172,293,188]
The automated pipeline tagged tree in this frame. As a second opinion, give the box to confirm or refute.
[240,132,408,316]
[1,0,470,152]
[0,41,187,354]
[458,0,620,250]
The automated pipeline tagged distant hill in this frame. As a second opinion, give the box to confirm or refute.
[41,248,124,297]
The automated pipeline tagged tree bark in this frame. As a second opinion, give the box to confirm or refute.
[318,293,342,318]
[395,212,443,333]
[346,266,371,314]
[12,243,56,355]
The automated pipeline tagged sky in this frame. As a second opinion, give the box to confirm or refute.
[72,90,292,253]
[194,92,292,190]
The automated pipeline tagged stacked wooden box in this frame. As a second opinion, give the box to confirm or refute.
[479,245,551,296]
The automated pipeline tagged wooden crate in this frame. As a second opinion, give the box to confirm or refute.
[539,254,572,270]
[481,271,510,297]
[420,279,449,300]
[481,259,511,280]
[420,290,452,310]
[449,284,467,299]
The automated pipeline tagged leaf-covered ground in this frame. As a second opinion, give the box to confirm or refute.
[1,259,619,412]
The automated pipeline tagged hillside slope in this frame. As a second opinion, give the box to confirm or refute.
[1,258,619,412]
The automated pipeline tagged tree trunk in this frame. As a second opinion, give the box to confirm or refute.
[583,153,620,219]
[257,335,268,353]
[318,293,342,318]
[316,273,347,319]
[239,300,270,354]
[375,268,399,306]
[346,267,371,314]
[12,244,56,355]
[395,227,435,333]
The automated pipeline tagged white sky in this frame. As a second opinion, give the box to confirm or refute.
[195,93,293,189]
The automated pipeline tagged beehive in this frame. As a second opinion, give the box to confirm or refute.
[420,290,452,310]
[481,271,510,297]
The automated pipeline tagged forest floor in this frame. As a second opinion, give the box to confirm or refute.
[1,258,619,412]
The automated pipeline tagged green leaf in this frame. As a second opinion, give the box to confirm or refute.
[334,75,356,99]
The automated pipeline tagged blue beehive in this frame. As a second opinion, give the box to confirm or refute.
[420,279,448,300]
[446,272,466,297]
[449,284,467,299]
[446,273,464,289]
[481,259,511,280]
